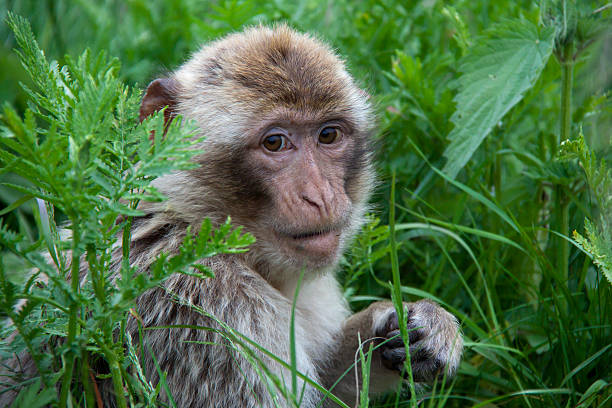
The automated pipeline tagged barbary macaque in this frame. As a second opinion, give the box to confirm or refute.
[2,25,462,407]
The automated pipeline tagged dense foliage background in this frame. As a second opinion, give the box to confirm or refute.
[0,0,611,407]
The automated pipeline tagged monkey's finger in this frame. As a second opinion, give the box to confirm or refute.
[383,326,422,347]
[381,346,405,371]
[377,307,416,338]
[406,319,428,343]
[406,326,424,344]
[411,358,444,382]
[383,329,404,347]
[407,342,431,363]
[384,311,399,334]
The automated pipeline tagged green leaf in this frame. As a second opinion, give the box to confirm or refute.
[0,194,33,215]
[427,164,521,233]
[573,221,612,286]
[471,388,572,408]
[8,379,56,408]
[560,344,612,387]
[560,132,612,286]
[576,379,610,408]
[442,19,555,178]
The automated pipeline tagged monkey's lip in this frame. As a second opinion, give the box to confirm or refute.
[290,229,334,239]
[286,229,340,256]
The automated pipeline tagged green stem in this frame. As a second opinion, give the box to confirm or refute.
[59,221,81,408]
[557,47,573,286]
[559,53,573,146]
[108,355,128,408]
[490,138,502,289]
[81,352,95,408]
[389,173,402,321]
[550,43,573,315]
[555,185,570,285]
[388,171,417,407]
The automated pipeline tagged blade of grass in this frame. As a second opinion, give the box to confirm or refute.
[357,337,373,408]
[0,194,33,216]
[147,344,177,408]
[290,270,305,401]
[406,136,521,233]
[395,222,496,331]
[388,170,418,406]
[471,388,571,408]
[559,344,611,387]
[396,204,526,253]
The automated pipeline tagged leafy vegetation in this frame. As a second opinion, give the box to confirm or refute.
[1,0,611,407]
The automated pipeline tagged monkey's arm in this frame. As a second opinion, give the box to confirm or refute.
[320,300,463,405]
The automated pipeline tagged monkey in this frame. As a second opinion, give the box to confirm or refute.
[1,25,462,407]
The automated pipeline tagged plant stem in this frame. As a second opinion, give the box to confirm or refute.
[388,171,417,407]
[108,354,128,408]
[559,52,573,146]
[81,353,95,408]
[551,43,573,312]
[556,185,570,284]
[557,46,573,286]
[59,220,81,408]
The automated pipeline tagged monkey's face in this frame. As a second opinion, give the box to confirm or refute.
[141,25,375,274]
[241,117,357,269]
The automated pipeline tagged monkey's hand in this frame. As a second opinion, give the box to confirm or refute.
[373,300,462,382]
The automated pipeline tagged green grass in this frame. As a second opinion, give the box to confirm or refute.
[1,0,611,407]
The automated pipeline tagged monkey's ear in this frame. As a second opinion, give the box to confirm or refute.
[139,78,178,124]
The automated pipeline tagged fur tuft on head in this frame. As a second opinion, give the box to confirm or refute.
[175,24,373,145]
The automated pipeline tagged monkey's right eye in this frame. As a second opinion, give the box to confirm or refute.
[262,134,287,152]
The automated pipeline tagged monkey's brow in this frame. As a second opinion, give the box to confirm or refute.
[255,115,355,133]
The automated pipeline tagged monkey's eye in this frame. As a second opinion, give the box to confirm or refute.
[318,127,340,144]
[262,134,287,152]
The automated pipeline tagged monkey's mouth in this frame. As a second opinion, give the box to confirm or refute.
[291,229,336,240]
[285,228,341,257]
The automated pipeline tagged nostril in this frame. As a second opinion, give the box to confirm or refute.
[302,195,320,209]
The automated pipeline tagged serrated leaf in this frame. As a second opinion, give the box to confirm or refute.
[573,222,612,286]
[442,20,555,178]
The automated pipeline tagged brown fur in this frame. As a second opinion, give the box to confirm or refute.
[1,25,462,407]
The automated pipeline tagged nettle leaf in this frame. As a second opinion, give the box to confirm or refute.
[442,19,555,179]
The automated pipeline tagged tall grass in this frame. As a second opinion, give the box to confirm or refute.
[1,0,611,407]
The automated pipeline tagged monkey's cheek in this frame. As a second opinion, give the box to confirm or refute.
[291,230,340,258]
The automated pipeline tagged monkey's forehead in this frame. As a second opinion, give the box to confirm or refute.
[174,25,372,127]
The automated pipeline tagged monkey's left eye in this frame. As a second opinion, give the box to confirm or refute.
[318,127,340,144]
[262,134,287,152]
